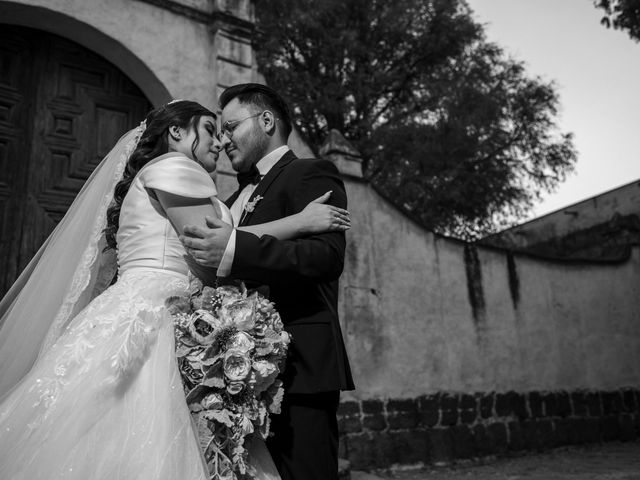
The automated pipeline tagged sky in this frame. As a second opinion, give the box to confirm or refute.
[465,0,640,219]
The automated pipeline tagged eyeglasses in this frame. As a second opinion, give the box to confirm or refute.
[220,112,263,139]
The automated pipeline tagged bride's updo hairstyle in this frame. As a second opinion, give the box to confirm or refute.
[104,100,216,250]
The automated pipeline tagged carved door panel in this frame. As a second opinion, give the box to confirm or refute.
[0,31,33,295]
[0,26,151,296]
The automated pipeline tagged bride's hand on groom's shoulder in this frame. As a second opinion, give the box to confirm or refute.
[297,191,351,235]
[180,216,233,267]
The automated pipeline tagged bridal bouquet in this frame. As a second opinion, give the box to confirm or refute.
[166,277,290,480]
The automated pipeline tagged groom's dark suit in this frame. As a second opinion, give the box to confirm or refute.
[224,149,354,479]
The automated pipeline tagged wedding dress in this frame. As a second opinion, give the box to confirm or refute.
[0,134,280,479]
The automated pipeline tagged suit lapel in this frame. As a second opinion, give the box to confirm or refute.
[239,150,296,226]
[225,189,241,209]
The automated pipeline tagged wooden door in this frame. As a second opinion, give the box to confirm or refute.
[0,26,152,296]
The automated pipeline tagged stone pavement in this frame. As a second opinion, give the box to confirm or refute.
[352,442,640,480]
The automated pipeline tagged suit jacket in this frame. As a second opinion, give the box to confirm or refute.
[225,150,355,394]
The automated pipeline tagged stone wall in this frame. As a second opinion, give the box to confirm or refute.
[320,132,640,469]
[337,389,640,468]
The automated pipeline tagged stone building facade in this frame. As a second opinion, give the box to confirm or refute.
[0,0,255,293]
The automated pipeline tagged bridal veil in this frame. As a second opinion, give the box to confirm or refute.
[0,124,145,398]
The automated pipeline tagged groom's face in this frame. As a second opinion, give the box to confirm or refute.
[220,98,269,173]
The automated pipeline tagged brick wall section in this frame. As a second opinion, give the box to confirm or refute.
[337,389,640,469]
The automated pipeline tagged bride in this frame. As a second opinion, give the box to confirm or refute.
[0,100,349,479]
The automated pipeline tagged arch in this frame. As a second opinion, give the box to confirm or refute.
[0,1,171,106]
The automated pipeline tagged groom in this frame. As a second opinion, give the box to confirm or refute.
[181,83,354,480]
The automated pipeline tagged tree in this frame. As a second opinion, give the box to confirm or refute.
[254,0,577,239]
[596,0,640,42]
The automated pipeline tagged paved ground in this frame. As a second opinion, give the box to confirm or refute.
[352,442,640,480]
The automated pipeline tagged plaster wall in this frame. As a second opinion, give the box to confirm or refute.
[340,178,640,400]
[485,180,640,249]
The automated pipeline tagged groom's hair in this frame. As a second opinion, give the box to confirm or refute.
[219,83,292,138]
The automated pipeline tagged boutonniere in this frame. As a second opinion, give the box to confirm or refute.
[244,195,264,213]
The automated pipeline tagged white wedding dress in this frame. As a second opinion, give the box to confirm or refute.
[0,152,279,480]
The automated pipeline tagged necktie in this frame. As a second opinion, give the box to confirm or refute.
[236,164,262,191]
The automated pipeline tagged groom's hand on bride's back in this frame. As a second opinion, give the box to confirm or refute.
[180,216,232,267]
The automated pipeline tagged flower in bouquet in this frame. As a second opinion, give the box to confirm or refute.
[219,298,256,331]
[223,348,252,386]
[228,331,255,353]
[249,359,279,396]
[189,309,223,345]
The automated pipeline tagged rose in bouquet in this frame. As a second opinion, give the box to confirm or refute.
[166,277,290,480]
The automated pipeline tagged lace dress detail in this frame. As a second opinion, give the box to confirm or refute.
[22,272,178,431]
[40,128,141,353]
[0,275,209,480]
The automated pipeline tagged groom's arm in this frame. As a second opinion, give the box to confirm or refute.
[230,159,346,284]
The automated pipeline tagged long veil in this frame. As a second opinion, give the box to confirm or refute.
[0,124,145,398]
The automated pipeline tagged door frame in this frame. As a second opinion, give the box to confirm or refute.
[0,1,171,108]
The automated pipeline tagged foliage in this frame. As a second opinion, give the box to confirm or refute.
[254,0,577,239]
[595,0,640,42]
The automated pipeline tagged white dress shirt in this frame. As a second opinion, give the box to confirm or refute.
[216,145,290,276]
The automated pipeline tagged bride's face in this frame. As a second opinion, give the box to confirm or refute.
[171,115,221,173]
